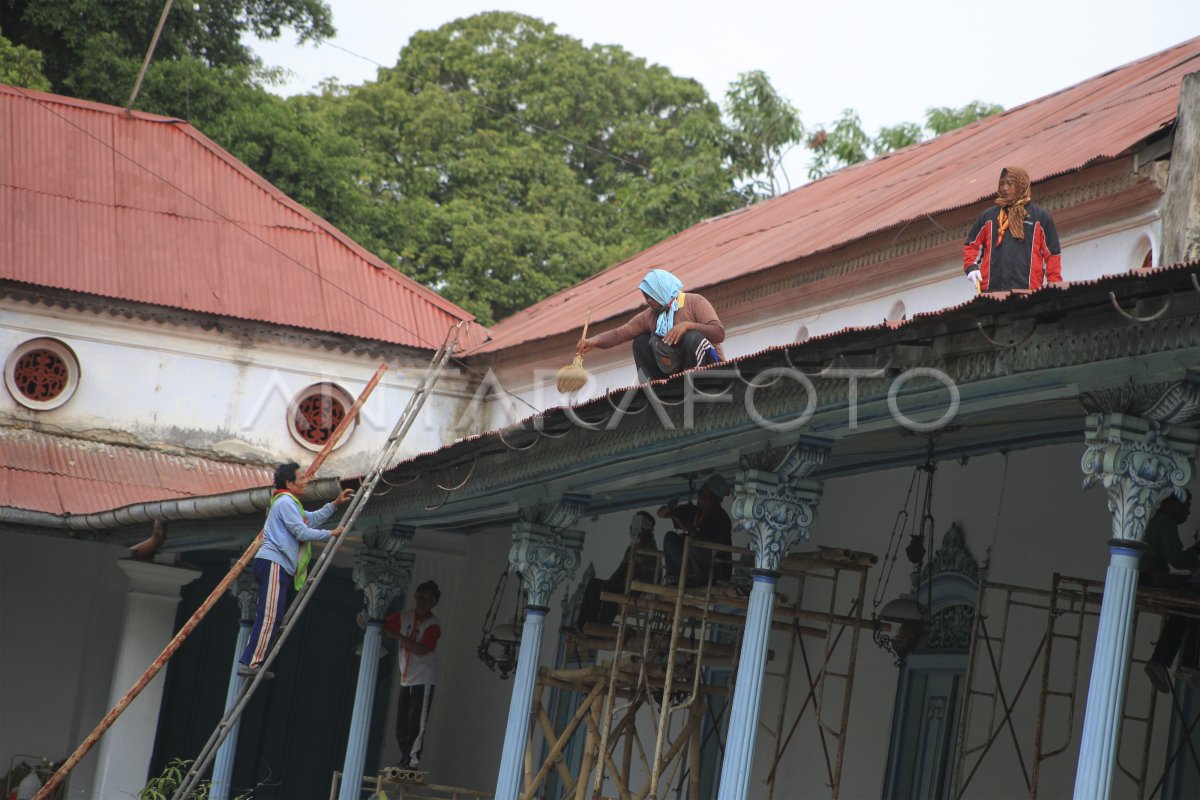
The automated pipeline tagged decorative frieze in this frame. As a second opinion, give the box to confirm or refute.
[375,288,1200,519]
[516,493,589,531]
[1080,413,1198,542]
[509,521,585,608]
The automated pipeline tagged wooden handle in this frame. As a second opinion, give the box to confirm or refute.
[581,307,592,341]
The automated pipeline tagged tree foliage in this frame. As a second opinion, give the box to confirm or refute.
[1,2,998,324]
[314,12,753,323]
[807,100,1003,179]
[0,26,49,89]
[926,101,1003,136]
[724,70,803,195]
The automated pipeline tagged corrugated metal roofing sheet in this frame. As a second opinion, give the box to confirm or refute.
[392,260,1200,474]
[0,427,272,515]
[0,86,484,350]
[476,37,1200,354]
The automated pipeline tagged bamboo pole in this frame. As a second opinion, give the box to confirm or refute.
[523,681,606,800]
[575,696,599,800]
[34,364,388,800]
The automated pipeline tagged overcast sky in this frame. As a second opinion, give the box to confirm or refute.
[250,0,1200,189]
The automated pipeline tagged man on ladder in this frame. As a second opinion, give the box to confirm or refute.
[239,461,354,680]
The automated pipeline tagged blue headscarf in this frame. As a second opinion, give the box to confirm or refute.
[638,269,684,338]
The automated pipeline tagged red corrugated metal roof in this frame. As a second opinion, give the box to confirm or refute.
[0,85,484,350]
[0,428,272,515]
[475,37,1200,354]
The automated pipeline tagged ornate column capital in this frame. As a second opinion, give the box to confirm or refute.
[352,536,415,619]
[732,440,831,572]
[1081,370,1200,425]
[1081,413,1198,542]
[517,492,590,530]
[230,560,259,623]
[509,520,585,609]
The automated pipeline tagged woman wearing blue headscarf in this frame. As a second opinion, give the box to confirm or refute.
[577,268,725,380]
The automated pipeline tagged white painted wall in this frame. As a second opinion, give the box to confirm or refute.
[0,302,479,477]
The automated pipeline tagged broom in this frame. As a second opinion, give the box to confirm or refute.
[556,308,592,394]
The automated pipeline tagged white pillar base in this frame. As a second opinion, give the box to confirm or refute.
[91,559,199,799]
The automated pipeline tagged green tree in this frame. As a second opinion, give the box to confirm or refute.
[926,101,1003,136]
[807,108,871,180]
[0,0,332,103]
[0,1,374,258]
[320,12,749,323]
[873,121,923,155]
[724,70,803,196]
[807,100,1003,179]
[0,27,49,89]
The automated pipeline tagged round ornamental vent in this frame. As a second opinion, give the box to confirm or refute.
[288,383,356,451]
[5,338,81,410]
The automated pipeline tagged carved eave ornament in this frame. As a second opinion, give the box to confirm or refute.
[370,269,1200,522]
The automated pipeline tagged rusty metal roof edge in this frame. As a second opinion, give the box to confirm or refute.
[2,83,482,332]
[0,277,450,353]
[468,149,1142,358]
[394,259,1200,473]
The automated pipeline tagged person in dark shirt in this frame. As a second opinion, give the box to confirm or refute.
[963,167,1062,292]
[575,511,659,628]
[660,474,733,587]
[1140,491,1198,693]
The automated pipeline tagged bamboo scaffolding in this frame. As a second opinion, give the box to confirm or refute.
[527,543,876,800]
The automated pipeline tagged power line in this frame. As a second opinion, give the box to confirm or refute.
[14,87,544,415]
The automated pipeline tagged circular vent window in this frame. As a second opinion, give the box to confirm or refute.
[288,383,356,451]
[5,338,81,410]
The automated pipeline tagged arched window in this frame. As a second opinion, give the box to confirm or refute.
[888,300,907,322]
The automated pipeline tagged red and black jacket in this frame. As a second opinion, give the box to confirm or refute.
[963,202,1061,291]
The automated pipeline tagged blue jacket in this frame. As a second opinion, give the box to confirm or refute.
[257,492,337,576]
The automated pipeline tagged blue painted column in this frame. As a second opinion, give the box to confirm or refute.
[1074,413,1196,799]
[495,606,548,800]
[718,571,779,799]
[719,442,827,800]
[494,510,585,800]
[339,533,414,800]
[211,565,259,800]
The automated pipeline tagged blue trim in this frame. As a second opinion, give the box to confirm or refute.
[752,574,778,586]
[526,607,548,618]
[1110,544,1144,559]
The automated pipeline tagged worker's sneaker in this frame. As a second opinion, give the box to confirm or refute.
[1145,660,1171,694]
[237,663,275,681]
[408,757,420,769]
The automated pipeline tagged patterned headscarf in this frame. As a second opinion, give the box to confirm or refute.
[995,166,1032,242]
[639,269,684,337]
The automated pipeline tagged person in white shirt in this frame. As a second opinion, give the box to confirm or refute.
[382,581,442,769]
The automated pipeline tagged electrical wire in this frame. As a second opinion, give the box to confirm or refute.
[13,86,545,416]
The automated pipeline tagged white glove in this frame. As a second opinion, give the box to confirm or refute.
[966,270,982,288]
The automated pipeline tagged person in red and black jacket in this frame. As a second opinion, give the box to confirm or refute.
[963,167,1062,292]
